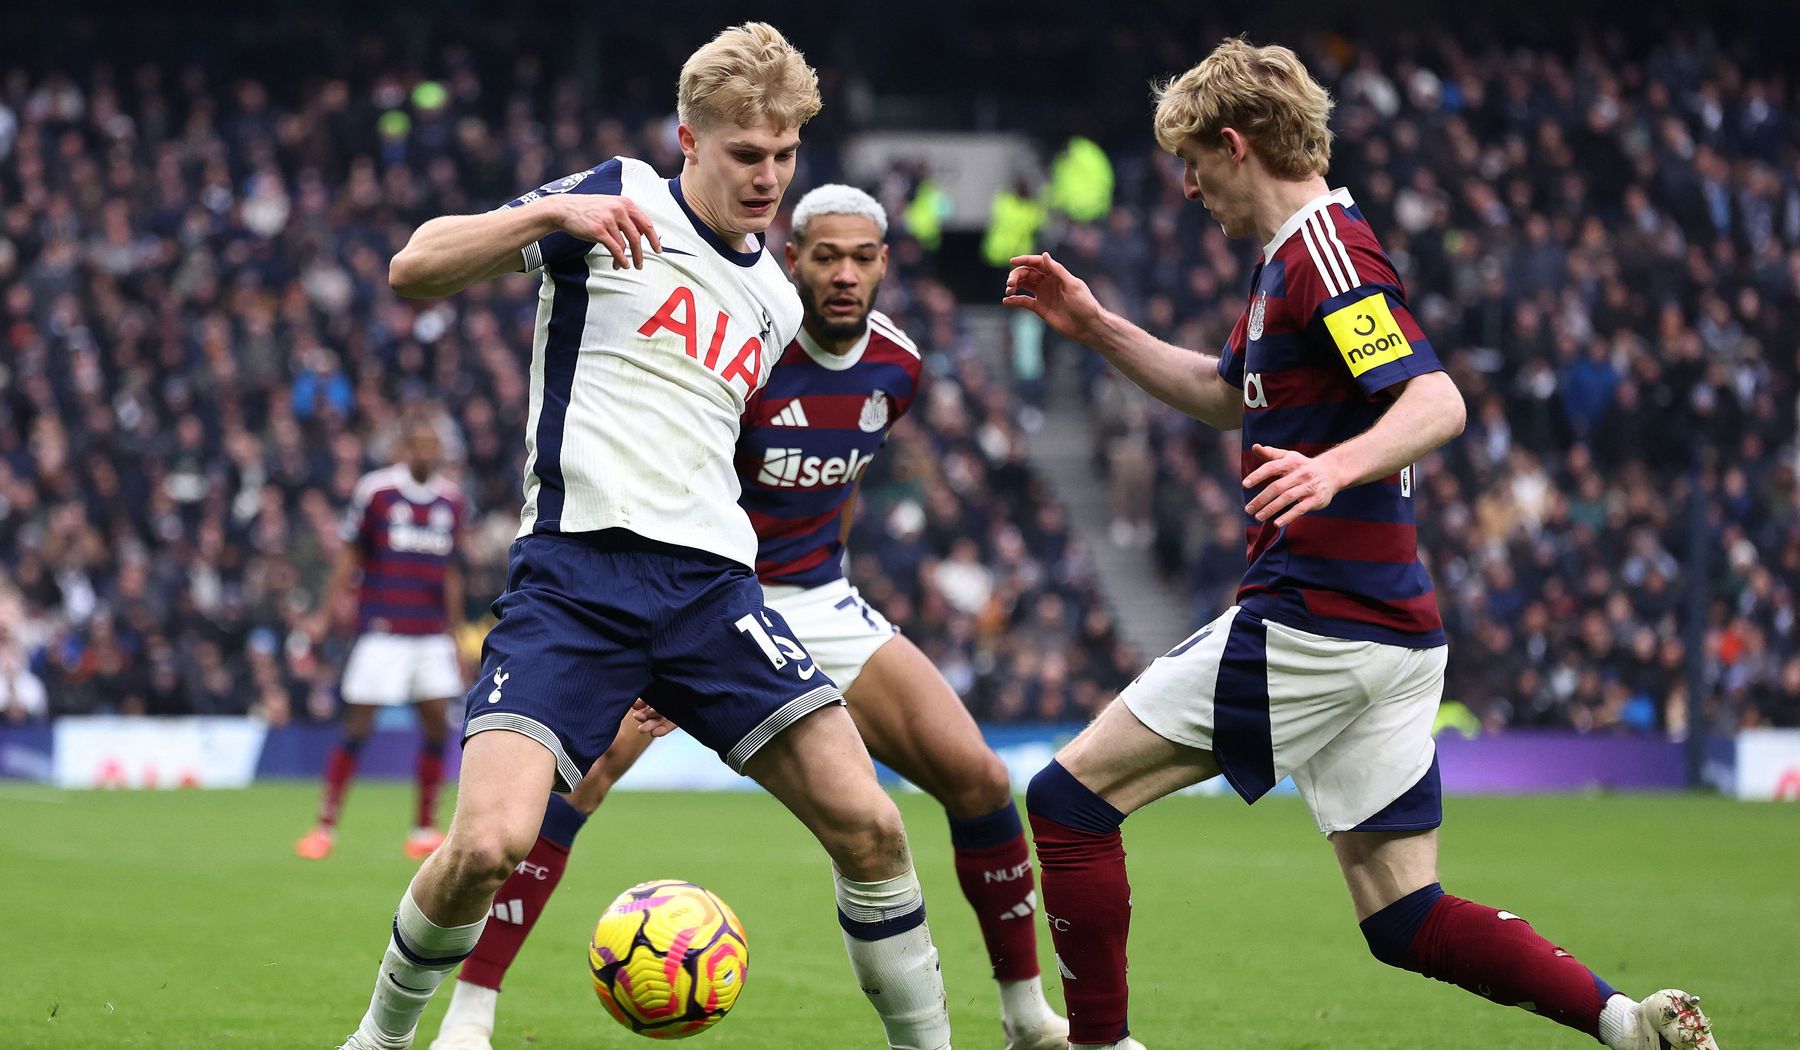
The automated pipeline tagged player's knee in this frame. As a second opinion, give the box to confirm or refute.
[825,798,910,882]
[1358,883,1444,971]
[1025,759,1124,834]
[438,827,534,890]
[943,750,1014,818]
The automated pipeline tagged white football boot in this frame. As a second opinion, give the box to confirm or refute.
[428,980,498,1050]
[426,1027,493,1050]
[1002,1011,1069,1049]
[1628,989,1721,1049]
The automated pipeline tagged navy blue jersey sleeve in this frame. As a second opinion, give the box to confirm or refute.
[497,158,625,273]
[1306,240,1443,398]
[1312,284,1443,398]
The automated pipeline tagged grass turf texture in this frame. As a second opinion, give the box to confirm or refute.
[0,784,1787,1048]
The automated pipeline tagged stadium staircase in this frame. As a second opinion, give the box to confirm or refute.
[967,307,1194,662]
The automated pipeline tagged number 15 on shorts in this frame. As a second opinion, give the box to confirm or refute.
[735,612,821,681]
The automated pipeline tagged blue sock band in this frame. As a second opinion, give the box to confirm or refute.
[1593,972,1618,1001]
[1025,760,1125,836]
[1360,882,1445,966]
[540,792,588,850]
[948,801,1024,849]
[837,903,927,941]
[420,738,446,759]
[339,735,367,757]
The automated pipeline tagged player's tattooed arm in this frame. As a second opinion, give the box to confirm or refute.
[389,195,660,297]
[1242,370,1465,528]
[1002,252,1242,430]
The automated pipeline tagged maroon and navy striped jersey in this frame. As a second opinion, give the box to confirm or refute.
[1219,189,1446,648]
[736,311,922,587]
[341,465,465,636]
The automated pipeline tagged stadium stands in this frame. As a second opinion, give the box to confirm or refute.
[1,12,1796,739]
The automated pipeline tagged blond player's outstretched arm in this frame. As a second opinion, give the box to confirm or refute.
[389,193,662,299]
[1002,251,1243,430]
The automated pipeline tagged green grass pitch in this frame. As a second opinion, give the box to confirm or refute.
[1,784,1789,1048]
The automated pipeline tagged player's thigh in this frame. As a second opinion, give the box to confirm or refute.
[843,633,1010,818]
[447,728,561,853]
[1055,695,1220,816]
[341,701,379,735]
[742,702,907,878]
[1332,827,1440,920]
[465,535,655,792]
[645,569,842,775]
[340,633,412,706]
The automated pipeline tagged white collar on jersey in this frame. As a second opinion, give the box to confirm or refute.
[795,322,872,371]
[1262,186,1356,262]
[389,468,443,504]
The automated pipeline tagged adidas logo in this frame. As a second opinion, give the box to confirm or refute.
[769,401,809,427]
[998,891,1037,921]
[491,899,524,924]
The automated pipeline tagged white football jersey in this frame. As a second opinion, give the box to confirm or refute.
[501,157,804,566]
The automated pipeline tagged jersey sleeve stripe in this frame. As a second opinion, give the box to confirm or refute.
[867,312,920,358]
[1298,219,1347,298]
[1314,211,1361,288]
[1308,212,1355,291]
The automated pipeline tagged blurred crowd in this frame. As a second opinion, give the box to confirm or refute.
[1053,28,1800,735]
[5,13,1800,739]
[0,41,1140,726]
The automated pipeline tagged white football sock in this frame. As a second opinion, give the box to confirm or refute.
[999,974,1054,1029]
[354,890,488,1046]
[437,980,499,1037]
[834,866,951,1050]
[1597,993,1638,1049]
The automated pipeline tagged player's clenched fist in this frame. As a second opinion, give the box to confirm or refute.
[1001,251,1105,342]
[555,194,662,270]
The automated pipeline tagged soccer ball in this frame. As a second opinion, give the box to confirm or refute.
[589,879,749,1039]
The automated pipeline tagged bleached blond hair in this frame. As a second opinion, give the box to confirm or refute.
[677,22,822,132]
[791,184,888,241]
[1152,38,1334,178]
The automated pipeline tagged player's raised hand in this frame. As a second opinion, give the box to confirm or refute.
[1243,443,1343,527]
[1001,252,1105,343]
[557,195,662,270]
[629,698,681,737]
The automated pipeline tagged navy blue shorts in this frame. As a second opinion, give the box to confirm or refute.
[463,530,843,791]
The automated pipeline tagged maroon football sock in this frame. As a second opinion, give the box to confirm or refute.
[415,744,445,829]
[1363,884,1613,1039]
[1029,813,1131,1044]
[318,741,361,828]
[949,804,1041,982]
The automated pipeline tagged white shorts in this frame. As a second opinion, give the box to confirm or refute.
[763,578,898,695]
[341,632,464,706]
[1121,605,1447,834]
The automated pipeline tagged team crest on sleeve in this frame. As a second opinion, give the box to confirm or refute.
[1323,294,1413,377]
[858,390,891,433]
[540,171,592,194]
[1247,292,1267,341]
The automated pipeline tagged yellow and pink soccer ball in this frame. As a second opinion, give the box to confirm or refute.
[589,879,749,1039]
